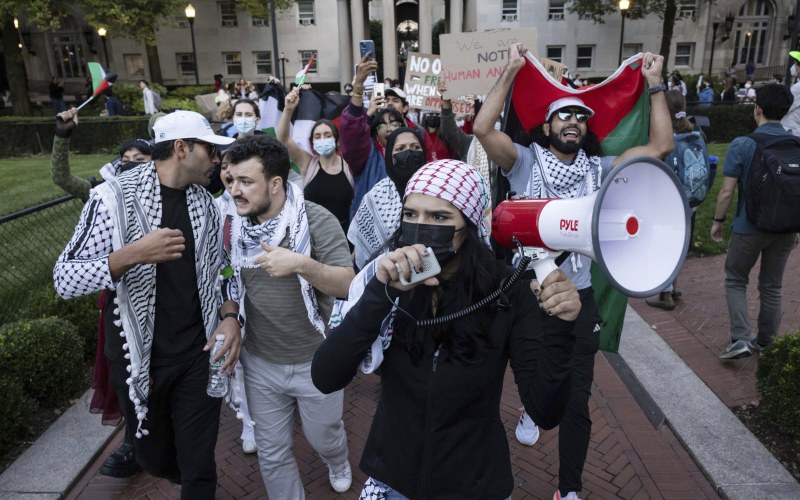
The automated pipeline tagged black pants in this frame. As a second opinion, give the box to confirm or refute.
[111,350,221,500]
[558,288,601,494]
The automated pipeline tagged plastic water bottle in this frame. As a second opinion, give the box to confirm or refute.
[708,155,719,191]
[207,334,229,398]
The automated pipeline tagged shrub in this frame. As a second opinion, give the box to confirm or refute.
[0,375,34,450]
[0,317,86,406]
[756,331,800,437]
[169,85,215,99]
[161,97,201,113]
[687,104,756,143]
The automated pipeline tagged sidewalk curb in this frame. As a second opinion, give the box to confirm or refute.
[0,390,118,499]
[619,307,800,499]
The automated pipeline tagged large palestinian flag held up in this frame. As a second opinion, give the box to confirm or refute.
[503,53,652,352]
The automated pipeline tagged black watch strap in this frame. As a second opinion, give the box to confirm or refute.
[223,312,245,328]
[647,84,667,95]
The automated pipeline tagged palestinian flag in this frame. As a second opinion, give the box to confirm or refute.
[87,62,118,97]
[295,53,317,86]
[503,53,652,353]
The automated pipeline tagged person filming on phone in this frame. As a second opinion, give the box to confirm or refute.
[312,159,582,499]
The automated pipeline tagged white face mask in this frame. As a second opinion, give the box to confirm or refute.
[234,117,257,135]
[745,83,752,89]
[313,137,336,157]
[792,64,798,78]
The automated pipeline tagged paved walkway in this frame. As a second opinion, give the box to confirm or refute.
[64,248,799,499]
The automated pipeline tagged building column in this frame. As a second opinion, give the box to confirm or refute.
[382,0,397,79]
[449,0,463,34]
[350,0,366,65]
[419,0,432,54]
[338,0,353,89]
[464,0,477,31]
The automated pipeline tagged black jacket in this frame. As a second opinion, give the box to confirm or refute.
[312,269,576,499]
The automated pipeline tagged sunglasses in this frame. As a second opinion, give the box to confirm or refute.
[186,140,217,158]
[556,110,590,123]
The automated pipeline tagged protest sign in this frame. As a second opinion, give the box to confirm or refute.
[540,58,567,83]
[403,52,443,111]
[439,28,538,97]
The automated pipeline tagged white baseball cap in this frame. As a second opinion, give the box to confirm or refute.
[385,87,407,102]
[153,110,236,146]
[545,97,595,122]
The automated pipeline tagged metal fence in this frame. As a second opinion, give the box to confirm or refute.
[0,195,83,324]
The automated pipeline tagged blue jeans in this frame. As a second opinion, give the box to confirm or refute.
[724,232,797,344]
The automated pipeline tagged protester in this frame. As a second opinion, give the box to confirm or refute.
[49,77,66,113]
[228,98,264,141]
[222,135,355,497]
[738,80,756,104]
[312,158,581,499]
[104,89,126,116]
[348,127,426,270]
[383,87,423,131]
[420,111,453,162]
[698,80,715,106]
[54,110,237,499]
[474,44,673,500]
[139,80,157,115]
[668,73,687,96]
[711,84,799,360]
[780,51,800,138]
[745,59,756,82]
[721,77,737,104]
[214,73,225,93]
[278,87,354,232]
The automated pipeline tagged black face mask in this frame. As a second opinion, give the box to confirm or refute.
[424,116,441,128]
[388,149,426,194]
[118,160,148,173]
[397,221,461,264]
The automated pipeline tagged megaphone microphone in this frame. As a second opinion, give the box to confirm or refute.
[492,156,690,298]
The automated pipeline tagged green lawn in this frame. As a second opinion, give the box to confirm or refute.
[0,154,108,215]
[690,143,733,256]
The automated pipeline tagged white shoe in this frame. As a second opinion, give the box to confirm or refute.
[554,491,581,500]
[328,461,352,493]
[242,439,257,454]
[514,408,539,446]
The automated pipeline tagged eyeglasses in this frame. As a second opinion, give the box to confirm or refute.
[377,121,403,131]
[556,110,590,123]
[186,140,217,158]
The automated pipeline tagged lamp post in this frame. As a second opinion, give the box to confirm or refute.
[618,0,630,66]
[185,4,199,85]
[97,27,109,67]
[279,52,289,87]
[708,22,719,77]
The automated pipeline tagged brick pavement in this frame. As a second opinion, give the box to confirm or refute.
[65,247,800,500]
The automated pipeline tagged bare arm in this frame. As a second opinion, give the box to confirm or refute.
[710,176,738,242]
[612,53,674,166]
[277,88,312,178]
[473,43,526,171]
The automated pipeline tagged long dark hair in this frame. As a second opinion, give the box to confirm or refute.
[391,219,499,365]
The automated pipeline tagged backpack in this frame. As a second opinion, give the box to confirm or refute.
[664,131,710,207]
[151,90,162,111]
[743,133,800,233]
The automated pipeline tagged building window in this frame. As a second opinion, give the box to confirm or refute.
[176,52,196,77]
[502,0,518,22]
[576,45,594,69]
[299,50,318,73]
[252,17,269,27]
[548,0,565,20]
[174,16,189,28]
[678,0,697,19]
[254,51,273,75]
[224,52,242,75]
[546,46,564,63]
[622,43,642,61]
[219,1,238,27]
[674,43,694,66]
[52,35,88,78]
[733,0,771,65]
[298,0,315,25]
[123,54,145,77]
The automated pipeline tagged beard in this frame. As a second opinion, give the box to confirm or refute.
[549,126,585,155]
[236,196,271,222]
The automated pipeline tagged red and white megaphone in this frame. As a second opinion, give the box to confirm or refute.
[492,156,690,298]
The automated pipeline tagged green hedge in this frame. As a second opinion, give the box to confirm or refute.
[756,331,800,437]
[687,104,757,143]
[169,85,215,99]
[0,317,86,406]
[0,116,150,156]
[0,375,34,450]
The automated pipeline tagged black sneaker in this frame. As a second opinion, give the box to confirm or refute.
[99,442,141,478]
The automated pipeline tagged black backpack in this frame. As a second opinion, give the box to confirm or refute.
[743,133,800,233]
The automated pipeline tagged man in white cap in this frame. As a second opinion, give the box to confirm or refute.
[780,51,800,137]
[474,44,673,500]
[55,111,237,499]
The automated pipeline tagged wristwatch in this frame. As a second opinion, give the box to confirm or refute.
[712,215,727,223]
[647,84,667,95]
[222,312,245,328]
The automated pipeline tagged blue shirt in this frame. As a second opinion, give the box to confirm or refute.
[722,122,792,234]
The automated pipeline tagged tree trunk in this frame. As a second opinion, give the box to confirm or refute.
[145,43,163,85]
[1,19,32,116]
[659,0,677,74]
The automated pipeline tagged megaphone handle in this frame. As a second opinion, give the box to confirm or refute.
[531,257,559,283]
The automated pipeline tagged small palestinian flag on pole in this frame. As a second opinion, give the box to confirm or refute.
[295,52,317,86]
[502,53,651,353]
[76,62,118,111]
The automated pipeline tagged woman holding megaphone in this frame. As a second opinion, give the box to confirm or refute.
[312,159,581,499]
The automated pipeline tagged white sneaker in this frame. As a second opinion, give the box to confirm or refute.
[328,461,352,493]
[554,491,581,500]
[514,408,539,446]
[242,439,257,454]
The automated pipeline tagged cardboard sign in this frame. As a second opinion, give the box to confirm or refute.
[403,52,443,111]
[540,58,567,83]
[439,28,539,97]
[450,99,474,116]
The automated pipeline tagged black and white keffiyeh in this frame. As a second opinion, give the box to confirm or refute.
[347,177,403,270]
[529,143,603,199]
[358,477,391,499]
